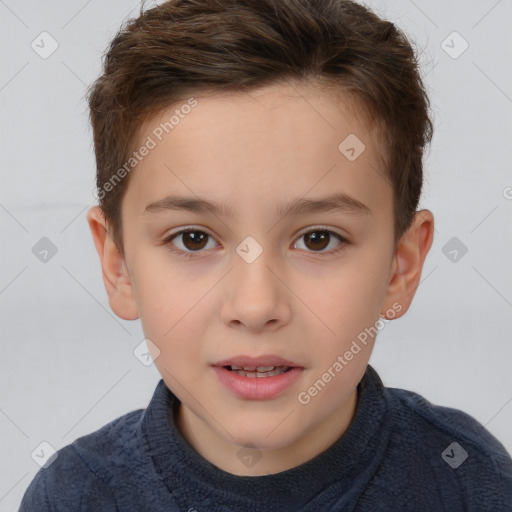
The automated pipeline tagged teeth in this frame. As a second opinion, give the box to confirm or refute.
[229,365,281,371]
[228,366,291,378]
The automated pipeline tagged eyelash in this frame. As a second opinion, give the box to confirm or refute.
[161,226,350,259]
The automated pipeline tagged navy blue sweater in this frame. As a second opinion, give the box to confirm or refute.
[19,365,512,511]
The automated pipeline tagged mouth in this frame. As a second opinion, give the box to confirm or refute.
[213,355,302,376]
[211,355,304,400]
[223,365,293,378]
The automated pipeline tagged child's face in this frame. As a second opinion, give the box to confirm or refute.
[92,81,427,473]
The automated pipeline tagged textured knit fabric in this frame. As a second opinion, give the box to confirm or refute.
[19,365,512,511]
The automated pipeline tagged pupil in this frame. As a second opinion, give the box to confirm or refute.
[183,231,207,250]
[305,231,329,251]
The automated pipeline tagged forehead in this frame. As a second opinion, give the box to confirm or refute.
[125,81,391,221]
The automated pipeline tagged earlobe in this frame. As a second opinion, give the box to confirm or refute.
[381,209,434,319]
[87,206,139,321]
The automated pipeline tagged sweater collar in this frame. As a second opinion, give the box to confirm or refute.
[141,364,390,511]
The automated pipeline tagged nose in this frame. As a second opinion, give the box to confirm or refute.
[220,247,292,333]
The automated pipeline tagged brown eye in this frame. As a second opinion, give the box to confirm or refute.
[304,231,330,251]
[294,228,347,253]
[181,231,208,250]
[167,229,216,254]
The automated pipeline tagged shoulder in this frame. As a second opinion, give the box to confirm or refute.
[382,385,512,509]
[388,385,511,464]
[19,409,144,512]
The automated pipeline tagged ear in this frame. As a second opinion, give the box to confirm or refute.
[87,206,139,320]
[380,209,434,319]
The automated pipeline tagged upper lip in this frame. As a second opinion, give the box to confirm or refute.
[212,355,302,368]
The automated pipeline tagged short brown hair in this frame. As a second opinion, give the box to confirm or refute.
[87,0,433,252]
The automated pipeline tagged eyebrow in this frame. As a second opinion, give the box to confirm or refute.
[144,192,371,218]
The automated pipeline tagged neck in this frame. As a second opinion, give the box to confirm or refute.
[175,388,358,476]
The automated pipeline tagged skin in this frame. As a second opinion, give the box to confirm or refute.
[88,81,434,476]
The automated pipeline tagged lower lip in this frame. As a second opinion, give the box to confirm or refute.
[212,366,304,400]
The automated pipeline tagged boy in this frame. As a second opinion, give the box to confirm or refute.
[20,0,512,510]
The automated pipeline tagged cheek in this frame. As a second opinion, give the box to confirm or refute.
[130,255,218,368]
[129,255,186,338]
[300,257,389,381]
[312,261,386,331]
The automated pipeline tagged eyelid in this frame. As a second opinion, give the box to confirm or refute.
[161,226,219,256]
[162,225,350,257]
[293,225,350,252]
[295,225,348,240]
[163,225,348,242]
[164,225,214,238]
[162,225,217,242]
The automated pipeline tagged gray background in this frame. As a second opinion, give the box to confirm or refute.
[1,0,511,508]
